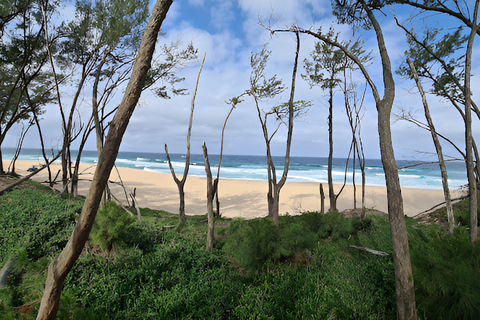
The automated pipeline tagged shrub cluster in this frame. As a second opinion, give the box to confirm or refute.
[2,188,480,319]
[223,212,354,269]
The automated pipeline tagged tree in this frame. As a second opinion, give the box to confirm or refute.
[394,0,479,243]
[342,68,368,217]
[332,1,417,317]
[463,3,479,243]
[52,0,150,191]
[403,58,456,233]
[274,0,417,317]
[36,0,174,318]
[0,0,56,174]
[303,26,370,212]
[395,24,480,172]
[165,52,205,223]
[236,34,309,227]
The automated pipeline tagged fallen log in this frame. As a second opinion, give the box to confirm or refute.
[349,245,389,256]
[0,155,60,196]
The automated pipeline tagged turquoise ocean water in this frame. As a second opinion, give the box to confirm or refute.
[2,147,468,190]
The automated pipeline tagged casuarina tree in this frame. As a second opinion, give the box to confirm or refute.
[36,1,174,318]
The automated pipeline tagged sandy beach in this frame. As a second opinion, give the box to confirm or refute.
[4,160,459,219]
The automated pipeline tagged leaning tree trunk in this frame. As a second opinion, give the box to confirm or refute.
[407,58,455,233]
[36,1,173,318]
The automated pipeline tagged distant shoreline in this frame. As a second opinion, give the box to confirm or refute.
[1,147,468,190]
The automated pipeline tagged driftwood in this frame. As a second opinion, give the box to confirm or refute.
[349,245,389,256]
[0,157,58,195]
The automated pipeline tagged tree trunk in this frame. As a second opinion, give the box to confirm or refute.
[0,146,4,175]
[407,58,455,233]
[378,105,416,320]
[31,103,53,186]
[364,3,417,318]
[464,3,479,243]
[164,53,204,223]
[202,142,215,251]
[319,183,325,214]
[93,55,108,208]
[353,139,357,210]
[271,186,280,228]
[214,98,237,217]
[36,1,173,318]
[177,182,187,223]
[328,86,337,212]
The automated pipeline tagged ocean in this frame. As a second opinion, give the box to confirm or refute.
[2,147,469,190]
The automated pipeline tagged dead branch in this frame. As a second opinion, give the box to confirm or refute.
[0,155,60,195]
[349,245,389,256]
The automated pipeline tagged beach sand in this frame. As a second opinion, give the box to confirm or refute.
[5,160,459,219]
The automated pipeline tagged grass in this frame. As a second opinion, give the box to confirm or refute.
[0,186,479,319]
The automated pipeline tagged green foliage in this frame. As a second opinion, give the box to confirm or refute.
[223,218,279,269]
[0,189,82,264]
[410,227,480,319]
[223,212,355,270]
[90,202,135,252]
[452,197,480,227]
[3,187,480,319]
[303,25,371,91]
[397,26,468,103]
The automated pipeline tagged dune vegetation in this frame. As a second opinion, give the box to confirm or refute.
[1,185,479,319]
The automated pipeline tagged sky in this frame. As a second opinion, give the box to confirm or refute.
[4,0,480,160]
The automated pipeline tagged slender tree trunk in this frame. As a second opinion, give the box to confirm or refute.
[9,121,34,174]
[271,186,280,227]
[177,182,187,222]
[407,58,455,233]
[319,183,325,213]
[356,143,366,219]
[363,4,417,317]
[31,104,53,186]
[202,143,215,251]
[378,104,416,320]
[353,139,357,210]
[93,56,108,207]
[0,145,3,175]
[327,86,336,212]
[36,1,173,318]
[214,99,238,217]
[270,32,300,227]
[464,3,479,243]
[164,53,204,223]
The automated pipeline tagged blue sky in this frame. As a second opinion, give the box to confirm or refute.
[5,0,479,160]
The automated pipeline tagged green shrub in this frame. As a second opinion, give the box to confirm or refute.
[223,213,358,270]
[0,189,82,263]
[223,218,278,269]
[90,202,135,253]
[411,227,480,319]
